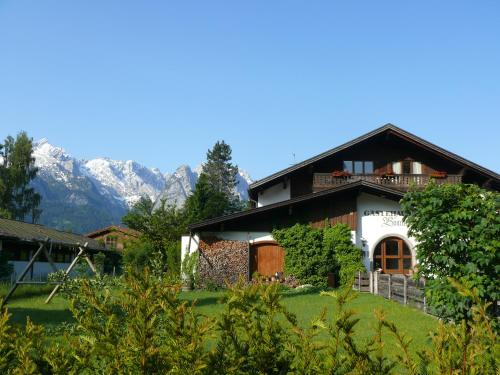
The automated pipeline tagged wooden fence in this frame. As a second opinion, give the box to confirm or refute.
[353,271,427,312]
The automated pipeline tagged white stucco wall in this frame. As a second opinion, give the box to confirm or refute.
[356,193,417,271]
[181,234,200,261]
[257,182,290,207]
[10,261,71,279]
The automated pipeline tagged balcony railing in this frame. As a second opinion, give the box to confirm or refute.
[313,173,462,191]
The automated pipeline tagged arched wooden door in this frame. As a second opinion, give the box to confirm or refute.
[250,242,285,278]
[373,237,412,274]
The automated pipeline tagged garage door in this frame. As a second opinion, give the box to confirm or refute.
[250,242,285,278]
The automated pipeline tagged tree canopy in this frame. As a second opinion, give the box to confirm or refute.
[185,140,242,224]
[0,132,41,222]
[401,182,499,322]
[122,196,187,275]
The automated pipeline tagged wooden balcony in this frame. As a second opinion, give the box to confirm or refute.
[313,173,462,191]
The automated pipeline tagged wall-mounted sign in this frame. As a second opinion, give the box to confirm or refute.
[363,210,405,227]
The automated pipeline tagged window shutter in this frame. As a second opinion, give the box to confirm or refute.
[392,162,402,174]
[412,162,422,174]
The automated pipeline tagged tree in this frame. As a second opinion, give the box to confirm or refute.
[122,197,186,275]
[401,182,499,323]
[0,132,42,222]
[185,140,242,224]
[121,196,155,233]
[184,174,228,223]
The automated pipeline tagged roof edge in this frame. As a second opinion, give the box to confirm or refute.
[249,123,499,191]
[189,180,404,231]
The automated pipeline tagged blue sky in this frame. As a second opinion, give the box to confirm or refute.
[0,1,499,180]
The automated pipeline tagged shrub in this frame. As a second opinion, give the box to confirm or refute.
[401,182,500,324]
[323,224,365,286]
[0,271,498,374]
[273,223,363,287]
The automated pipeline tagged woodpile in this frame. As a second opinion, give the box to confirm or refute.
[198,237,249,288]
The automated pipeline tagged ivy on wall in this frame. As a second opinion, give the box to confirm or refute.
[273,223,364,287]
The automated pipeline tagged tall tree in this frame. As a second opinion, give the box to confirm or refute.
[0,132,42,222]
[203,140,238,198]
[185,140,241,223]
[401,182,499,323]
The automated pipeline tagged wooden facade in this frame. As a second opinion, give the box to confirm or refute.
[249,125,499,202]
[189,124,499,279]
[86,226,140,251]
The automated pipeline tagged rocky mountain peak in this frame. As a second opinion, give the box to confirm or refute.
[31,139,252,233]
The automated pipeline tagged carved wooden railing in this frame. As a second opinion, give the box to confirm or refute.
[313,173,462,190]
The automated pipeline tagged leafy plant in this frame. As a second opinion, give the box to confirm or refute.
[273,223,363,287]
[401,182,500,324]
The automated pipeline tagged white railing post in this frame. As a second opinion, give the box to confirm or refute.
[388,274,392,300]
[403,275,407,305]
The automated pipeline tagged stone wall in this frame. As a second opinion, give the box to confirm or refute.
[198,237,248,288]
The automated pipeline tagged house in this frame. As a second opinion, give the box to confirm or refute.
[181,124,499,286]
[0,217,105,280]
[86,226,140,251]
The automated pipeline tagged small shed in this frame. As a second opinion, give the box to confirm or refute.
[0,218,107,305]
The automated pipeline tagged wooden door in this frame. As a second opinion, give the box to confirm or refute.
[373,237,412,274]
[250,242,285,278]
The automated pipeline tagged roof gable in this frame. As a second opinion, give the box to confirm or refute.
[249,124,499,192]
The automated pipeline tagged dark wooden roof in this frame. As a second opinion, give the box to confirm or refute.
[189,180,404,231]
[0,218,105,251]
[249,123,500,192]
[86,225,141,239]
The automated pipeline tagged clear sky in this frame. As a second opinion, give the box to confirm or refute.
[0,1,499,180]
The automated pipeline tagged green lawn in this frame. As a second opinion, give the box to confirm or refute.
[1,284,438,355]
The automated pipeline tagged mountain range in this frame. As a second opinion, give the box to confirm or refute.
[31,139,252,234]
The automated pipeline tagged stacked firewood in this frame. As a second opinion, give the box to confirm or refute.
[198,237,249,288]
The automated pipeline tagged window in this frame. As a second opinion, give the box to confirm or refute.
[403,160,412,174]
[354,161,363,174]
[373,237,413,274]
[343,161,374,174]
[364,161,374,174]
[105,236,118,250]
[343,161,353,174]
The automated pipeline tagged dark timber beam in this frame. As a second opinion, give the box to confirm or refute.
[45,243,96,304]
[2,240,49,307]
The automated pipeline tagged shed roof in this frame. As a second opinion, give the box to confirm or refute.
[0,218,105,251]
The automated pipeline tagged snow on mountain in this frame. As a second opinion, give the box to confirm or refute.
[31,139,252,233]
[154,165,252,209]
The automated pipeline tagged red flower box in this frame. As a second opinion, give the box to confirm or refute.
[332,170,351,177]
[431,171,447,178]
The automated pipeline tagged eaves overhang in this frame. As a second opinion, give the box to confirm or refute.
[189,180,404,231]
[248,123,500,193]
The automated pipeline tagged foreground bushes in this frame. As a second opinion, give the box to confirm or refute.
[0,269,498,374]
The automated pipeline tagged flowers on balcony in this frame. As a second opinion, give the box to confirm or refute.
[430,171,447,179]
[331,170,351,177]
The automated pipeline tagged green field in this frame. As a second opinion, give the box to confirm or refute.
[1,284,438,356]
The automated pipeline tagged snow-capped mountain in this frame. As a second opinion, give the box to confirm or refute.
[32,139,252,233]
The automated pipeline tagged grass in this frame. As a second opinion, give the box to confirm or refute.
[0,284,438,355]
[182,288,438,354]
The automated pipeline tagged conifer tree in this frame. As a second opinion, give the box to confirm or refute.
[185,140,241,223]
[0,132,41,222]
